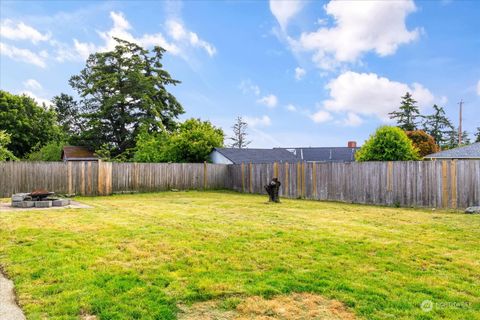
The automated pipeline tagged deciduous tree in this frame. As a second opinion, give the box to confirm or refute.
[163,118,224,163]
[0,90,62,158]
[0,130,17,161]
[229,116,251,148]
[405,130,438,157]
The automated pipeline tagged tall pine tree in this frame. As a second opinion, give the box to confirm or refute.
[69,38,184,157]
[389,92,421,131]
[422,104,453,146]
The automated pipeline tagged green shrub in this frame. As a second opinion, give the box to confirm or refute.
[356,126,419,161]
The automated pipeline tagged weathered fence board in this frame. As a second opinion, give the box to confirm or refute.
[0,160,478,208]
[0,161,229,197]
[228,160,480,209]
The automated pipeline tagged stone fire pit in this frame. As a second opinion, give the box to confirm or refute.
[11,189,70,208]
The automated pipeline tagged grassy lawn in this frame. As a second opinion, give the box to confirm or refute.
[0,191,479,319]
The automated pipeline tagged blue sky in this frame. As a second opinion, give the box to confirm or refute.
[1,0,479,147]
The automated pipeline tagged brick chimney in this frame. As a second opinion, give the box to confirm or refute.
[347,141,357,148]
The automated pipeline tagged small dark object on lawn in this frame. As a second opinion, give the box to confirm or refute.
[265,177,281,203]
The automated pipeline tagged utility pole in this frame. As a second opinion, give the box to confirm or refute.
[458,100,463,145]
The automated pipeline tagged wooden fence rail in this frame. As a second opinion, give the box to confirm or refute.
[227,160,480,209]
[0,161,228,198]
[0,160,478,208]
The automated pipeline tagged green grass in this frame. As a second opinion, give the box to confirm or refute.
[0,191,479,319]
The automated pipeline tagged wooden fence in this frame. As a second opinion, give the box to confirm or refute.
[227,160,480,209]
[0,160,478,208]
[0,161,228,198]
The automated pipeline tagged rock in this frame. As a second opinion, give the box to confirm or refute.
[465,206,480,214]
[52,199,70,207]
[11,201,35,208]
[35,201,52,208]
[11,193,30,202]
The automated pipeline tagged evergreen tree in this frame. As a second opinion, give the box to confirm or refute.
[443,128,470,149]
[229,116,251,148]
[422,104,453,146]
[474,127,480,143]
[389,92,421,131]
[51,93,84,138]
[69,38,184,158]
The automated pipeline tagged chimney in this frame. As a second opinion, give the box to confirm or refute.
[347,141,357,148]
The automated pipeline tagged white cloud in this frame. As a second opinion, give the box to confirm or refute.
[0,42,47,68]
[0,20,50,43]
[477,80,480,96]
[294,67,306,80]
[257,94,278,108]
[23,79,42,91]
[96,12,179,56]
[239,79,261,96]
[290,0,419,70]
[166,20,216,56]
[21,91,51,107]
[323,71,435,120]
[244,115,272,128]
[286,104,297,112]
[71,11,214,61]
[342,112,363,127]
[269,0,306,30]
[310,110,333,123]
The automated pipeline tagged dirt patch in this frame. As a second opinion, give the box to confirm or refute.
[178,293,356,320]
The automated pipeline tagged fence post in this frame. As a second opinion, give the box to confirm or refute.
[203,161,208,190]
[441,160,448,208]
[312,162,317,198]
[249,162,253,193]
[296,162,301,198]
[450,160,457,208]
[67,161,73,195]
[241,162,245,193]
[98,159,104,196]
[387,161,393,192]
[284,162,289,197]
[302,161,306,198]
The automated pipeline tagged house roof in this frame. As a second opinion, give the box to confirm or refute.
[213,148,300,164]
[424,142,480,159]
[278,147,359,162]
[61,146,98,161]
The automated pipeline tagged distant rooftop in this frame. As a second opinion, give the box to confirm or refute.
[277,147,359,162]
[424,142,480,159]
[213,148,299,164]
[62,146,98,161]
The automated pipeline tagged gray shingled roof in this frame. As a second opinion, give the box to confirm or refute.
[278,147,359,162]
[214,148,300,164]
[424,142,480,159]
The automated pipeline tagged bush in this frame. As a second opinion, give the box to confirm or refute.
[356,126,419,161]
[27,141,65,161]
[405,130,439,157]
[0,130,17,161]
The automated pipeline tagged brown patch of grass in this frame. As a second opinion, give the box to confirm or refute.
[178,293,355,320]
